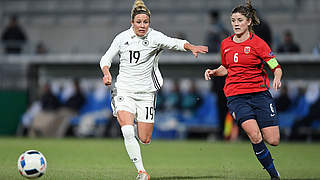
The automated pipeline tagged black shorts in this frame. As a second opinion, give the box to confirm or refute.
[226,91,279,129]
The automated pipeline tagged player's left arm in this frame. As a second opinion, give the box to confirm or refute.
[266,56,282,91]
[184,43,208,58]
[272,67,282,91]
[257,39,282,91]
[155,32,208,58]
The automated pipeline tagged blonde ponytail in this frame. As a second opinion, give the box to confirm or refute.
[131,0,151,21]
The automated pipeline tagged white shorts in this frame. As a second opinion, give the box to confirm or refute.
[111,88,156,123]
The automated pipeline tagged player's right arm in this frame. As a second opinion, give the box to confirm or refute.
[204,65,228,80]
[100,34,121,86]
[102,66,112,86]
[205,39,228,80]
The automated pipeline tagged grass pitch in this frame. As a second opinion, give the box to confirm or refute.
[0,137,319,180]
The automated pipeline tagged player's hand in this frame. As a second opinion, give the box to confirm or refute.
[191,45,208,58]
[204,69,215,80]
[273,78,281,91]
[103,72,112,86]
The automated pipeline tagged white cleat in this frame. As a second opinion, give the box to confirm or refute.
[136,170,150,180]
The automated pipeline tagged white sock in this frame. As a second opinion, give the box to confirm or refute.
[121,125,146,172]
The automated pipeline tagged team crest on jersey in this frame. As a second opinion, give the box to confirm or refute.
[142,39,149,46]
[117,96,124,102]
[244,46,251,54]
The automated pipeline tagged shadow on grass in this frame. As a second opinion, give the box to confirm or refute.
[151,176,224,180]
[242,178,320,180]
[152,176,320,180]
[282,179,320,180]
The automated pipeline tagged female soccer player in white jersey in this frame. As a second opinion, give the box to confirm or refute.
[99,0,208,179]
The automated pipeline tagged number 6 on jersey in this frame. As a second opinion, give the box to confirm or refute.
[234,52,239,63]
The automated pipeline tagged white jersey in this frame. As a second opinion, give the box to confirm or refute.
[100,27,188,93]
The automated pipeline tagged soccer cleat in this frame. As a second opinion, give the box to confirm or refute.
[136,170,150,180]
[271,171,280,180]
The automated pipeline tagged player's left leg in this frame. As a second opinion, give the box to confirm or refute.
[261,126,280,146]
[136,122,154,144]
[135,92,156,144]
[134,92,155,180]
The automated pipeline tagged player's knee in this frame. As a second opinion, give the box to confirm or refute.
[270,141,279,146]
[251,137,262,144]
[248,131,262,144]
[267,137,280,146]
[139,137,151,144]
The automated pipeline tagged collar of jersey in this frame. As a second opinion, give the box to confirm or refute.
[230,32,254,43]
[129,26,152,39]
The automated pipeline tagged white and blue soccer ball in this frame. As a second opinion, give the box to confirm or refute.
[17,150,47,179]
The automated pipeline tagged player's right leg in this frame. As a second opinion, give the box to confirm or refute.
[118,111,147,174]
[136,170,150,180]
[227,92,280,180]
[111,89,148,176]
[242,120,280,179]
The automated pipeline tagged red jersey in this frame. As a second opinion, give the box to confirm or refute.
[220,33,277,97]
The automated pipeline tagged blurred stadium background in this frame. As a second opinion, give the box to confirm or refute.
[1,0,320,142]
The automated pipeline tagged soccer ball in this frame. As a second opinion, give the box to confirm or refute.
[17,150,47,179]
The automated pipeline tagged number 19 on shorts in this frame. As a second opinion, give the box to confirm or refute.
[145,107,154,120]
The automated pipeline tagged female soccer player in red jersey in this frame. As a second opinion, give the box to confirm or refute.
[204,1,282,179]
